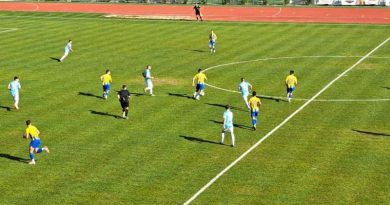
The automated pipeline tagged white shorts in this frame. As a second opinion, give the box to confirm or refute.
[222,127,234,133]
[145,79,153,88]
[13,93,19,103]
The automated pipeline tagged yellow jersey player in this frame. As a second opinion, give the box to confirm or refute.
[24,120,50,165]
[192,68,207,100]
[209,30,217,53]
[285,70,298,103]
[248,91,261,130]
[100,69,112,100]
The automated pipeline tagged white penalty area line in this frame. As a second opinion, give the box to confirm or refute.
[205,83,390,102]
[0,28,18,34]
[183,37,390,205]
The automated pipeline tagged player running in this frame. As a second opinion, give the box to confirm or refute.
[8,76,21,110]
[24,120,50,165]
[208,30,217,53]
[238,77,252,110]
[193,3,203,21]
[143,65,154,96]
[192,68,207,100]
[249,91,261,131]
[285,70,298,103]
[60,40,72,62]
[100,69,112,100]
[118,85,131,119]
[220,105,235,147]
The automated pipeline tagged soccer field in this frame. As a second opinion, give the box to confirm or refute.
[0,11,389,204]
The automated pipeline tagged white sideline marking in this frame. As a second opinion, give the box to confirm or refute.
[205,83,390,102]
[183,38,390,205]
[0,28,18,34]
[272,7,283,17]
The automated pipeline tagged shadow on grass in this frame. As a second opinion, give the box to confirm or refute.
[89,110,123,119]
[352,129,390,137]
[184,49,207,53]
[0,105,12,111]
[0,153,29,163]
[381,86,390,90]
[49,57,61,62]
[209,120,253,130]
[260,95,288,103]
[180,135,227,146]
[79,92,104,99]
[205,103,248,112]
[168,93,193,99]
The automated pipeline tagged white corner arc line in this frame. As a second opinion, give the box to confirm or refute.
[183,37,390,205]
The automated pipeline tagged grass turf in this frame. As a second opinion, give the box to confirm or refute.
[0,11,389,204]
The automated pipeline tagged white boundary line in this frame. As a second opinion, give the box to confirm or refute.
[0,27,18,34]
[183,37,390,205]
[205,83,390,102]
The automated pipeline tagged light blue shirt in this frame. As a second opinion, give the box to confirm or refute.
[239,81,251,95]
[64,42,72,52]
[223,110,233,129]
[9,80,21,95]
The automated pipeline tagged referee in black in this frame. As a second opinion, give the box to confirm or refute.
[193,3,203,21]
[118,85,131,119]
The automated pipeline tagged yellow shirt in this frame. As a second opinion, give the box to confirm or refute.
[286,75,297,87]
[249,96,261,110]
[100,74,112,85]
[194,73,207,84]
[26,125,39,137]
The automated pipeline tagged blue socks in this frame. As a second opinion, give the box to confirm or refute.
[29,153,34,160]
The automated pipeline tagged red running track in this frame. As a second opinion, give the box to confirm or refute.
[0,2,389,24]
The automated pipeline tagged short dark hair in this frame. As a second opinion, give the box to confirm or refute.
[290,70,294,74]
[122,85,127,89]
[198,68,202,73]
[26,120,31,126]
[225,104,231,110]
[241,77,244,82]
[252,91,257,96]
[69,40,72,42]
[14,76,18,80]
[106,69,110,73]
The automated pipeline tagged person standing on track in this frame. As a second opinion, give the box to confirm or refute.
[193,3,203,21]
[60,40,72,62]
[117,85,131,119]
[285,70,298,103]
[8,76,21,110]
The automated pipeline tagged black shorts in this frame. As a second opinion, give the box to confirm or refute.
[120,100,129,109]
[195,11,201,16]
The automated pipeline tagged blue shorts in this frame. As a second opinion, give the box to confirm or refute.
[196,83,205,92]
[209,40,216,48]
[103,84,111,92]
[30,139,41,149]
[287,86,295,93]
[251,110,259,118]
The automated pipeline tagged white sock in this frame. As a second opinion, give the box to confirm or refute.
[221,133,225,143]
[231,133,235,146]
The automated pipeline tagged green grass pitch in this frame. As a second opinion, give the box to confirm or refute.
[0,11,389,204]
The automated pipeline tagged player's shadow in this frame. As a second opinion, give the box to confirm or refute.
[260,96,287,103]
[180,135,226,146]
[168,93,193,99]
[0,153,29,163]
[89,110,123,119]
[209,120,253,130]
[78,92,104,99]
[185,49,207,53]
[205,103,248,112]
[381,86,390,90]
[352,129,390,137]
[49,57,61,62]
[0,105,12,111]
